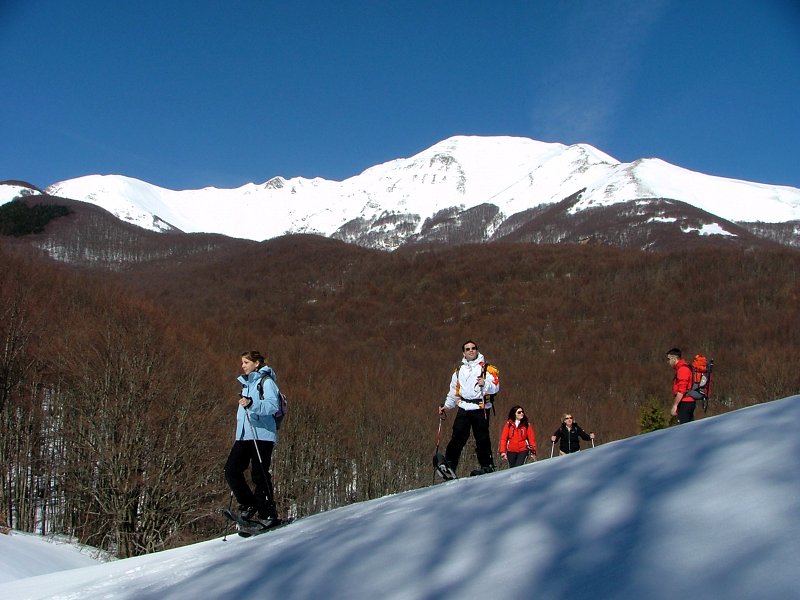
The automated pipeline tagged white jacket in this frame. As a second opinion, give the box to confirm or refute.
[443,352,500,411]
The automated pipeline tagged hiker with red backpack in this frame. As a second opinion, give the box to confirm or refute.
[499,405,537,467]
[667,347,714,423]
[667,347,695,423]
[436,340,500,477]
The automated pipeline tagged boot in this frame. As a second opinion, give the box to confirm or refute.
[238,505,258,521]
[256,502,279,527]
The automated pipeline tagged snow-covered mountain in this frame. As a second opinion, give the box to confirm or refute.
[6,135,800,250]
[2,394,799,599]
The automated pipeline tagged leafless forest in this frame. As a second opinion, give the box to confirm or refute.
[2,232,799,557]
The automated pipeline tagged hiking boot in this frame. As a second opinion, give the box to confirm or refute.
[238,505,258,521]
[436,462,457,480]
[433,453,457,480]
[470,465,495,477]
[252,513,280,529]
[255,500,279,526]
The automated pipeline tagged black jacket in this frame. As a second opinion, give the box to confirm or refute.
[553,423,590,454]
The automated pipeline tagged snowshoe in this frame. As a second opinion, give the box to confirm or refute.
[222,509,289,537]
[433,452,457,480]
[469,465,495,477]
[236,518,288,538]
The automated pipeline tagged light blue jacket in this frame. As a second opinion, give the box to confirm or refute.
[235,365,280,443]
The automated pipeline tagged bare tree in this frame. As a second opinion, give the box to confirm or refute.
[57,294,224,556]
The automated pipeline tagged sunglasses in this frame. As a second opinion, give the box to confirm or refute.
[463,346,477,351]
[515,410,524,414]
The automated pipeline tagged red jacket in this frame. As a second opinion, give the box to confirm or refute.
[673,359,693,402]
[499,420,537,454]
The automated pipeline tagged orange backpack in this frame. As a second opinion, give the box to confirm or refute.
[685,354,714,412]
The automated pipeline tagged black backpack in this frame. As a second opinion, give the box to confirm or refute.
[256,370,289,430]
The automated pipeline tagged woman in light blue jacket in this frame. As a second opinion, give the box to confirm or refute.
[224,350,280,526]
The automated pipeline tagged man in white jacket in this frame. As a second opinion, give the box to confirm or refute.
[437,340,500,476]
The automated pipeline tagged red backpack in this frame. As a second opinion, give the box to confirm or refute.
[685,354,714,412]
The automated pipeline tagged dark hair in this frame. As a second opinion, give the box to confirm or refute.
[462,340,478,352]
[241,350,266,366]
[666,348,682,358]
[508,405,529,427]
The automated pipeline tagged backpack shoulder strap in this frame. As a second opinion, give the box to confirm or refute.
[480,361,497,415]
[256,369,276,400]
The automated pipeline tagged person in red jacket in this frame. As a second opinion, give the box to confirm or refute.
[667,347,695,424]
[499,405,537,468]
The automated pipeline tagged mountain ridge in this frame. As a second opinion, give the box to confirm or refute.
[3,135,800,251]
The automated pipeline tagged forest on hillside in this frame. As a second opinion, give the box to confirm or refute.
[2,234,799,557]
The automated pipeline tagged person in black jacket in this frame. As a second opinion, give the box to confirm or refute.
[550,413,594,455]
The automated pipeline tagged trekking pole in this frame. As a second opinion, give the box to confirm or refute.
[703,358,714,413]
[245,409,267,470]
[550,440,555,458]
[222,490,235,541]
[436,413,444,447]
[525,441,535,464]
[433,411,445,485]
[591,436,595,449]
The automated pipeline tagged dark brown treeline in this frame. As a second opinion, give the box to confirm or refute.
[2,225,799,557]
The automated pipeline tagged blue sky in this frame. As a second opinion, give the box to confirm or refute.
[2,0,799,190]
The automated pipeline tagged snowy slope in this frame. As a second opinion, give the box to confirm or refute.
[574,157,800,221]
[2,394,799,599]
[37,136,800,243]
[0,183,38,203]
[0,532,106,583]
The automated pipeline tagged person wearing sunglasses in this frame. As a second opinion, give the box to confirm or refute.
[550,413,594,455]
[499,405,537,468]
[437,340,500,476]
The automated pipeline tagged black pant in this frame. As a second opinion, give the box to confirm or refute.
[445,407,493,471]
[506,451,528,468]
[224,439,276,517]
[677,400,696,424]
